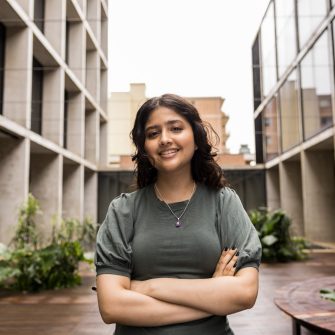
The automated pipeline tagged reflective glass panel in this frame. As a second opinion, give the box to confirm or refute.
[301,30,333,139]
[297,0,327,49]
[275,0,297,77]
[261,2,277,98]
[263,96,280,161]
[279,70,301,151]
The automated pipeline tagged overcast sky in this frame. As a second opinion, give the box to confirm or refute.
[108,0,270,153]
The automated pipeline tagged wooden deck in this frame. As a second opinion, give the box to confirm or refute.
[0,251,334,335]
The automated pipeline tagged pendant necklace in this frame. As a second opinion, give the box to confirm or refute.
[154,182,196,228]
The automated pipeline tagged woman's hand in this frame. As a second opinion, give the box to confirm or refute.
[212,248,238,277]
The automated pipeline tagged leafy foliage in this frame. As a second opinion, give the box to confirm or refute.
[249,208,308,262]
[0,194,98,292]
[320,288,335,302]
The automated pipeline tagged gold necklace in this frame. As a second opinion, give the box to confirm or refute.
[154,182,196,228]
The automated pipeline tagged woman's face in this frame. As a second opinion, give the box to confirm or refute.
[144,107,197,176]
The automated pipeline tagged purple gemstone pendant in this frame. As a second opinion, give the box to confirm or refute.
[176,220,181,228]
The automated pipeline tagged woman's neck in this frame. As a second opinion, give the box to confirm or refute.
[155,172,195,203]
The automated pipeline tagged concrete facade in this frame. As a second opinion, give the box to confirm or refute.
[253,0,335,242]
[0,0,108,244]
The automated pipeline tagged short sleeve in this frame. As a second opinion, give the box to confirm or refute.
[95,193,134,277]
[217,188,262,272]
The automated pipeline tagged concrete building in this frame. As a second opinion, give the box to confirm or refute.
[252,0,335,242]
[0,0,108,244]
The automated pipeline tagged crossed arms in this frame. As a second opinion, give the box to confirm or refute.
[96,249,259,327]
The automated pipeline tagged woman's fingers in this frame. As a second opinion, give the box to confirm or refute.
[213,248,238,277]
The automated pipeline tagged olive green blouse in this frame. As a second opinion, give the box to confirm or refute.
[95,184,262,335]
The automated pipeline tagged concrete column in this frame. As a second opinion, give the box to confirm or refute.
[0,137,29,244]
[266,166,280,211]
[63,163,84,221]
[15,0,33,15]
[84,169,97,223]
[3,26,32,127]
[99,119,107,168]
[85,109,98,163]
[67,92,84,156]
[301,150,335,242]
[44,0,66,57]
[101,7,108,56]
[29,152,62,237]
[87,0,100,42]
[100,68,107,112]
[86,50,99,101]
[42,68,64,145]
[67,21,85,83]
[279,160,304,236]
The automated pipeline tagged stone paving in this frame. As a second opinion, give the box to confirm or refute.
[0,250,334,335]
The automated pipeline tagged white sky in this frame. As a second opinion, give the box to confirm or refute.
[108,0,270,153]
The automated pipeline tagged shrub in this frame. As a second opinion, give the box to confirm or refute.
[0,194,98,292]
[249,208,308,262]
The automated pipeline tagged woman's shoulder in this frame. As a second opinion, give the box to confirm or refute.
[109,185,151,210]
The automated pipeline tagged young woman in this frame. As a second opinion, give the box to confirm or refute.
[95,94,262,335]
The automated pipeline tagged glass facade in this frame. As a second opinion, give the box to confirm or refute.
[279,69,301,150]
[263,96,280,161]
[300,30,333,139]
[297,0,328,49]
[275,0,297,77]
[252,0,335,162]
[261,2,277,98]
[31,58,43,135]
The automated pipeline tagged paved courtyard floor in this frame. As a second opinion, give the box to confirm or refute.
[0,249,334,335]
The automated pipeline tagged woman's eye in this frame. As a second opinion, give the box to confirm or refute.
[171,127,182,132]
[146,131,159,139]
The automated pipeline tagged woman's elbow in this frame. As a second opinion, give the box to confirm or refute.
[242,287,258,309]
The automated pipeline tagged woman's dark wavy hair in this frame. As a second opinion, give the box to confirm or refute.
[131,94,228,189]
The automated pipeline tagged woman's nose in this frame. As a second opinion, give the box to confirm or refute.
[159,129,172,145]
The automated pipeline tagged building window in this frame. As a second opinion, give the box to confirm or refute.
[0,23,5,115]
[263,96,280,161]
[279,69,301,151]
[261,2,277,98]
[252,33,262,110]
[31,58,43,135]
[275,0,297,77]
[297,0,327,50]
[300,30,333,139]
[34,0,45,33]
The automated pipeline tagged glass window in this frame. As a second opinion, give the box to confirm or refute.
[263,96,280,161]
[301,30,333,139]
[297,0,327,49]
[275,0,297,77]
[261,2,277,98]
[252,34,262,110]
[31,58,44,135]
[279,69,301,151]
[34,0,45,32]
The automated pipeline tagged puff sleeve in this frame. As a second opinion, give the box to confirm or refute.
[95,193,134,277]
[217,188,262,272]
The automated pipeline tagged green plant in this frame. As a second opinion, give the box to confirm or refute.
[12,193,41,249]
[0,196,96,292]
[320,288,335,302]
[249,208,307,262]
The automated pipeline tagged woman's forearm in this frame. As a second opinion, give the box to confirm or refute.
[132,268,258,316]
[97,276,210,326]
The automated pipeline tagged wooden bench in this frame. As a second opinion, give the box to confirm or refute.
[274,276,335,335]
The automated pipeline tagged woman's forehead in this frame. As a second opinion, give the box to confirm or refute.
[145,107,188,126]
